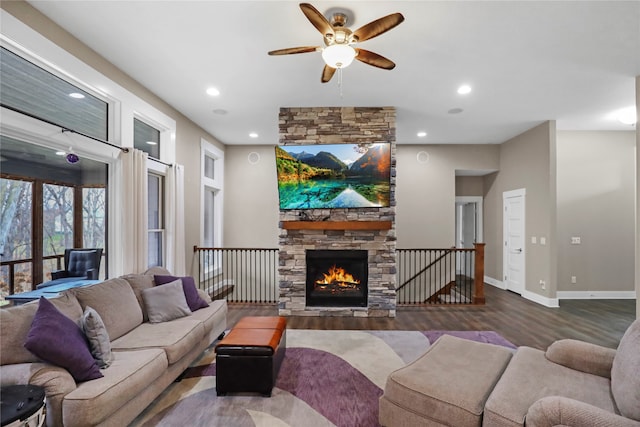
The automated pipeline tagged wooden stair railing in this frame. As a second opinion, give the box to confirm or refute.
[396,248,454,292]
[397,243,485,305]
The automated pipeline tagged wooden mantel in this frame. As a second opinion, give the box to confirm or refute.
[281,220,392,231]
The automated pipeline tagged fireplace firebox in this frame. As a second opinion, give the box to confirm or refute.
[306,250,368,307]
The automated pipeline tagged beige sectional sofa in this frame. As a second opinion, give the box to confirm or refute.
[0,267,227,427]
[380,319,640,427]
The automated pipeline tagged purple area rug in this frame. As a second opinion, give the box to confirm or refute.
[132,330,516,427]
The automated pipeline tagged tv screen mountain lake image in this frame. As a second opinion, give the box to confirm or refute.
[276,143,391,209]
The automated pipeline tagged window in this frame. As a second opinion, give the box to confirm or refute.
[83,187,106,249]
[148,173,164,267]
[0,141,108,300]
[0,47,108,141]
[42,183,74,280]
[201,140,224,275]
[134,118,160,159]
[0,177,33,296]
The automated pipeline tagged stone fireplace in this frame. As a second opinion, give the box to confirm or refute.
[278,107,397,317]
[306,249,368,308]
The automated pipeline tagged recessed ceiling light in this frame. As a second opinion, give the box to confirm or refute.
[55,150,66,156]
[69,92,85,99]
[448,108,464,114]
[616,106,637,125]
[249,132,259,138]
[206,87,220,97]
[417,131,427,137]
[146,141,158,145]
[457,85,472,95]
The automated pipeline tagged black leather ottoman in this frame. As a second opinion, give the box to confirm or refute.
[215,316,287,397]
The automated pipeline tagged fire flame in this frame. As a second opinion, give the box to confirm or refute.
[316,265,360,286]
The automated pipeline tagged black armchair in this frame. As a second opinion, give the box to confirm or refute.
[37,248,103,289]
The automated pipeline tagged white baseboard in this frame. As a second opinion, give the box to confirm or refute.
[485,276,559,307]
[485,276,506,290]
[523,290,559,308]
[557,291,637,300]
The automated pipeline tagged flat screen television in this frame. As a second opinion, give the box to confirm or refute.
[275,143,391,210]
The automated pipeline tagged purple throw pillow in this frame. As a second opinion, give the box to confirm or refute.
[24,297,103,382]
[154,275,209,312]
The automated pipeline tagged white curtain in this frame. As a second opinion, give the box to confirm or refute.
[165,163,186,275]
[112,148,148,274]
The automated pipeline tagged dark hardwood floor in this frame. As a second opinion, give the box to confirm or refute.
[226,285,636,350]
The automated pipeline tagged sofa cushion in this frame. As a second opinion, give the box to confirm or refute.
[186,299,227,335]
[24,297,103,382]
[62,349,167,427]
[120,273,155,322]
[484,346,617,427]
[110,318,205,364]
[381,335,513,427]
[0,293,83,365]
[154,275,209,312]
[71,278,143,341]
[142,279,192,323]
[81,306,113,368]
[144,266,171,276]
[611,319,640,421]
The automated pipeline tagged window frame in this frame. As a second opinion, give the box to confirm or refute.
[200,139,224,278]
[147,165,166,269]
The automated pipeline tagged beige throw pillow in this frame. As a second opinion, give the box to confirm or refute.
[142,279,192,323]
[81,306,113,368]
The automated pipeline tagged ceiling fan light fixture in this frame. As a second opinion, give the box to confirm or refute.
[322,44,356,69]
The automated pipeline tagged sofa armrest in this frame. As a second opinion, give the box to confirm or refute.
[1,362,77,427]
[86,268,99,280]
[545,339,615,378]
[526,396,640,427]
[51,270,69,280]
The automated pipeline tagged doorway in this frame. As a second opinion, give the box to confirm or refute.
[455,196,483,276]
[503,189,525,295]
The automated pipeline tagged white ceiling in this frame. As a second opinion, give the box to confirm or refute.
[26,1,640,146]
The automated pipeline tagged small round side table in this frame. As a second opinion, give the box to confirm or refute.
[0,385,45,427]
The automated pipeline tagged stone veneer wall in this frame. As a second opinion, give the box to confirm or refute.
[278,107,397,317]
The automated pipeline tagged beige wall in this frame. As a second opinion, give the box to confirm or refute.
[456,176,484,196]
[557,131,635,293]
[223,146,279,248]
[392,145,499,248]
[2,1,224,272]
[484,122,557,301]
[222,144,500,250]
[637,75,640,318]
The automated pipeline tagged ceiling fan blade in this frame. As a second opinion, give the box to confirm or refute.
[355,49,396,70]
[321,65,336,83]
[268,46,320,55]
[352,13,404,43]
[300,3,334,38]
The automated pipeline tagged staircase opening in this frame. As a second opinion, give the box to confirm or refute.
[306,250,368,307]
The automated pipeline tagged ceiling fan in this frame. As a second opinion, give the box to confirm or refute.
[268,3,404,83]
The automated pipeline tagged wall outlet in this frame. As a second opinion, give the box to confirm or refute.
[539,279,546,290]
[571,236,581,244]
[571,276,577,284]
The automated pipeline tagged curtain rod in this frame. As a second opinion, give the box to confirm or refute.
[2,104,173,167]
[2,103,129,152]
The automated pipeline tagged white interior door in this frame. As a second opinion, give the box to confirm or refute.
[503,189,525,294]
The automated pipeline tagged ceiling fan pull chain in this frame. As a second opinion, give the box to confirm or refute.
[339,67,344,99]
